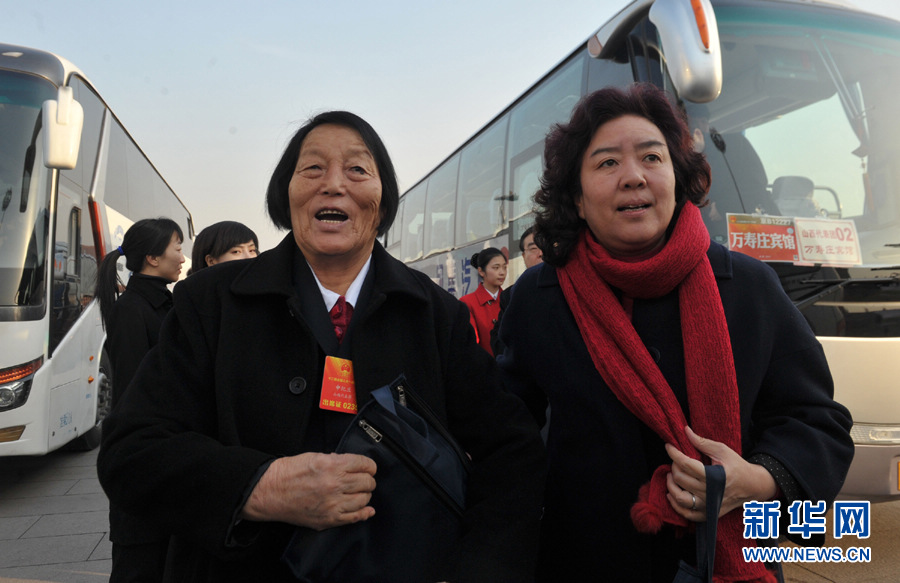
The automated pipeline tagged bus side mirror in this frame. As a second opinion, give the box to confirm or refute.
[650,0,723,103]
[42,86,83,169]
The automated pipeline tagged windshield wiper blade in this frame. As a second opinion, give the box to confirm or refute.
[794,276,897,310]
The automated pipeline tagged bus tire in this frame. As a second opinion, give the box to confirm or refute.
[66,349,113,451]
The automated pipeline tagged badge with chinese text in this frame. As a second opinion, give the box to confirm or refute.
[319,356,357,413]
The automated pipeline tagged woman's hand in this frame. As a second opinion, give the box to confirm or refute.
[665,426,777,521]
[240,452,377,530]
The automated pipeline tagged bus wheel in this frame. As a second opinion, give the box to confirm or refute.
[66,349,113,451]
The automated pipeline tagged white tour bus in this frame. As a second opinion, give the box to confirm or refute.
[386,0,900,500]
[0,43,193,455]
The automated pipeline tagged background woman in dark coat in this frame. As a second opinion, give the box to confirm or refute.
[98,111,546,582]
[95,217,185,582]
[186,220,259,275]
[498,84,854,582]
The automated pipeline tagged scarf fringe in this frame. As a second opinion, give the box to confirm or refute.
[631,490,664,534]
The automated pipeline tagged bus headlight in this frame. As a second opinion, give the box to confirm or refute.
[850,423,900,445]
[0,357,43,412]
[0,382,25,407]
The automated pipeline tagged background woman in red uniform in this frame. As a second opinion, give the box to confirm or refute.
[461,247,507,356]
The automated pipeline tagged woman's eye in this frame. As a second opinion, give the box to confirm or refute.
[350,166,367,175]
[298,164,322,174]
[599,159,617,168]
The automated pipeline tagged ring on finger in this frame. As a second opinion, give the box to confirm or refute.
[690,494,697,511]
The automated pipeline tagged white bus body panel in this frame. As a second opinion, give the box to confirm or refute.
[821,336,900,499]
[0,302,104,456]
[821,337,900,424]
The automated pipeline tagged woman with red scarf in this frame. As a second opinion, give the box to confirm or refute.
[498,84,853,582]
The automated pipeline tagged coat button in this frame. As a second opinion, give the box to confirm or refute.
[648,347,661,363]
[288,377,307,395]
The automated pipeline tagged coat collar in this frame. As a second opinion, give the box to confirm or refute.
[126,273,173,309]
[230,233,429,305]
[537,241,734,288]
[473,282,499,306]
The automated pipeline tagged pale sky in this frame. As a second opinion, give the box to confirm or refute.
[2,0,899,251]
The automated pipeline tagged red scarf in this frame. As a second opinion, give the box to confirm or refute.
[557,204,774,582]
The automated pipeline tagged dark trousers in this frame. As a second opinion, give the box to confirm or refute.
[110,540,169,583]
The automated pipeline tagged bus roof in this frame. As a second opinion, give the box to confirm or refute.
[0,43,85,88]
[0,42,192,226]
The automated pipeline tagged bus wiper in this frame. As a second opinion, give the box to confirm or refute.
[794,276,898,311]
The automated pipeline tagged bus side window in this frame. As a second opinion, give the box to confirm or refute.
[457,117,508,244]
[506,56,583,221]
[386,199,405,258]
[401,182,427,262]
[586,43,636,93]
[425,155,459,255]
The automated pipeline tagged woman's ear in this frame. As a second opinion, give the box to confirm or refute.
[205,255,217,267]
[573,193,586,220]
[145,254,159,268]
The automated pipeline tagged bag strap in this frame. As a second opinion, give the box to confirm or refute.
[696,464,726,582]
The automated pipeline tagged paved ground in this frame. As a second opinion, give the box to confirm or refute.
[0,447,110,583]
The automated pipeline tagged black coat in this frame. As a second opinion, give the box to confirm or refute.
[104,273,173,547]
[98,235,546,583]
[498,241,854,582]
[106,273,173,407]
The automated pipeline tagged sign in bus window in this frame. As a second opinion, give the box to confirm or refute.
[727,213,862,266]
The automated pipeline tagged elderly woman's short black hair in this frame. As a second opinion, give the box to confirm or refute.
[534,83,711,266]
[266,111,400,236]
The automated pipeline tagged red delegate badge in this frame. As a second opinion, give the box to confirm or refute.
[319,356,357,413]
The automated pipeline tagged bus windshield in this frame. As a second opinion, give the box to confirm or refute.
[691,3,900,270]
[0,70,54,309]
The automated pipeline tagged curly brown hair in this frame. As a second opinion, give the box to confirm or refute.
[534,83,710,266]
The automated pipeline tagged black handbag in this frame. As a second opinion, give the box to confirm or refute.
[672,464,726,583]
[282,375,471,582]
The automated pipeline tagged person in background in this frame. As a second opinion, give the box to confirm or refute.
[499,84,853,582]
[460,247,507,356]
[490,226,542,356]
[95,217,185,583]
[97,110,546,582]
[187,220,259,275]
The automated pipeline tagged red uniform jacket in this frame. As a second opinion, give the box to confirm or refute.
[460,283,501,356]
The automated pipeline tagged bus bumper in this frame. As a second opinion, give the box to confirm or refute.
[838,441,900,501]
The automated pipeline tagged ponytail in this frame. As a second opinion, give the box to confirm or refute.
[96,247,124,331]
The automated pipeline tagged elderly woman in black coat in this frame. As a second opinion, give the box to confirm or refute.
[98,111,546,582]
[498,84,854,582]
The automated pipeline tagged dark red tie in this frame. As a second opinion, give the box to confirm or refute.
[330,296,353,344]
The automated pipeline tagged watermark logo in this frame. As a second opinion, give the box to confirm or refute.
[743,500,781,539]
[742,500,872,564]
[787,500,827,539]
[833,501,870,539]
